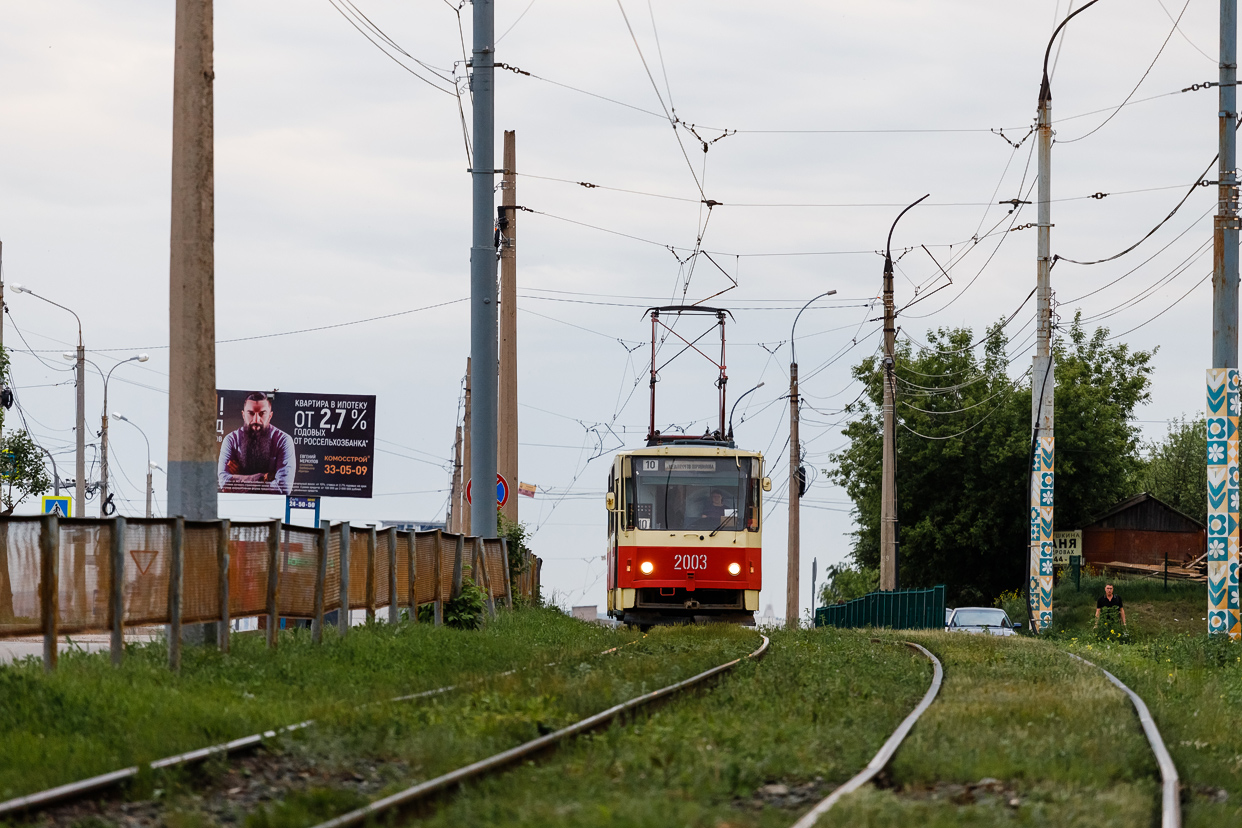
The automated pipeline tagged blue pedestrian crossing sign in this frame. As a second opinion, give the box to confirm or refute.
[41,495,72,517]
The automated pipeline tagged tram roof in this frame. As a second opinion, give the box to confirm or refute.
[618,443,764,460]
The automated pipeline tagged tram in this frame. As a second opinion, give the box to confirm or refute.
[605,306,770,627]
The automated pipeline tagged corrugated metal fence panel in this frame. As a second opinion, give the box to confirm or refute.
[483,539,506,600]
[183,521,221,625]
[814,585,945,630]
[375,530,392,609]
[394,532,411,606]
[58,520,112,633]
[413,531,438,606]
[438,532,459,600]
[0,518,42,635]
[228,522,271,619]
[325,525,342,613]
[123,519,173,625]
[278,525,320,619]
[347,527,369,610]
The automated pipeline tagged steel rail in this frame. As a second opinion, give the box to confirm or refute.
[1067,652,1180,828]
[789,641,943,827]
[0,639,640,818]
[310,634,771,828]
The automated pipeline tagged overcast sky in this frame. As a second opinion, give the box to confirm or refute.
[0,0,1226,618]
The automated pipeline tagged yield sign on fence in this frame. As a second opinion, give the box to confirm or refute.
[130,549,158,576]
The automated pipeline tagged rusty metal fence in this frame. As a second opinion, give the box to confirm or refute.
[0,515,541,671]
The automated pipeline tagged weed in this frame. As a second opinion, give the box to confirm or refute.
[244,787,368,828]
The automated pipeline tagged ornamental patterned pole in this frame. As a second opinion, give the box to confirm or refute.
[1205,368,1238,637]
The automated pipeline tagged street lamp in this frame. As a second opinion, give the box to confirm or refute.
[96,355,148,516]
[12,284,86,518]
[727,382,765,440]
[112,412,154,517]
[787,288,836,629]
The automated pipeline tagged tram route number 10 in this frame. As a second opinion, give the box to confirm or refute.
[674,554,707,570]
[642,459,659,471]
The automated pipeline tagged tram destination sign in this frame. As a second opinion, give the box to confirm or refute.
[215,389,376,499]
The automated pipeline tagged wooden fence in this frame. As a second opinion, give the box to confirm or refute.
[0,514,541,671]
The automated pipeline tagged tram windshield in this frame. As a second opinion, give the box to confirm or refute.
[630,455,759,532]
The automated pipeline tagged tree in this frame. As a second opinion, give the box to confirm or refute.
[818,563,879,606]
[0,429,52,515]
[1138,416,1206,525]
[830,313,1153,604]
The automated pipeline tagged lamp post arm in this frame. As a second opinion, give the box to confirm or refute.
[1040,0,1104,100]
[790,290,838,366]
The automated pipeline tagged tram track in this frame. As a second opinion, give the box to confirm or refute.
[0,639,642,821]
[791,636,1181,828]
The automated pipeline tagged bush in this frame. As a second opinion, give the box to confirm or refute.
[818,564,879,606]
[994,588,1026,626]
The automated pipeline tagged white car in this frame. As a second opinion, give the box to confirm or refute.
[946,607,1022,636]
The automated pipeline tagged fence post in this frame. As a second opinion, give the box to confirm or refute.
[217,519,231,654]
[407,531,418,624]
[338,522,351,637]
[365,526,377,623]
[476,538,496,619]
[109,515,126,667]
[40,513,59,674]
[499,538,513,609]
[168,517,184,672]
[387,527,398,624]
[452,534,464,599]
[266,519,280,649]
[312,520,328,644]
[433,529,444,627]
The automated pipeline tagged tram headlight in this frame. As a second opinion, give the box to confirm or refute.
[640,561,654,575]
[728,562,741,576]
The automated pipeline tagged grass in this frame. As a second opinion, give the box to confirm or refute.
[403,627,932,827]
[1049,573,1206,639]
[0,608,632,800]
[819,632,1159,827]
[1045,573,1242,826]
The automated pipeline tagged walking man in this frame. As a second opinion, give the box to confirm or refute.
[1095,582,1126,626]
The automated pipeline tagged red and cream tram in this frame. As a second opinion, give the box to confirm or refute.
[605,444,768,626]
[604,305,770,626]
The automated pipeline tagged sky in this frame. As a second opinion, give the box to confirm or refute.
[0,0,1227,620]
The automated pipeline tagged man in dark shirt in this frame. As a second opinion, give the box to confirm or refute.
[1095,583,1126,626]
[218,392,296,494]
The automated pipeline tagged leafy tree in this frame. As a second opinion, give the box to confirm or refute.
[818,563,879,606]
[0,429,52,515]
[830,313,1153,604]
[1137,416,1206,525]
[498,510,539,606]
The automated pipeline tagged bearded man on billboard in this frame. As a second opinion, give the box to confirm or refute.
[217,392,296,494]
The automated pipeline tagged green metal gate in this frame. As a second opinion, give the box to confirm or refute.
[814,584,946,630]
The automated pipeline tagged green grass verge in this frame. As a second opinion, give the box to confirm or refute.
[0,608,630,800]
[395,628,931,827]
[1049,573,1206,639]
[819,632,1159,827]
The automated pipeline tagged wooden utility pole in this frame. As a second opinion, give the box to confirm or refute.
[880,195,927,592]
[167,0,217,523]
[498,131,518,524]
[448,425,464,534]
[786,364,799,628]
[879,256,898,591]
[461,359,472,536]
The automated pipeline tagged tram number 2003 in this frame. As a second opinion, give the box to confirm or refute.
[673,554,708,570]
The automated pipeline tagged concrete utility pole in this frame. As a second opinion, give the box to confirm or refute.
[880,196,928,592]
[1214,0,1239,369]
[168,0,217,522]
[788,290,835,627]
[498,130,518,525]
[469,0,498,540]
[1029,2,1099,631]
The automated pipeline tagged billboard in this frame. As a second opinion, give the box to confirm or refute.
[216,390,376,498]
